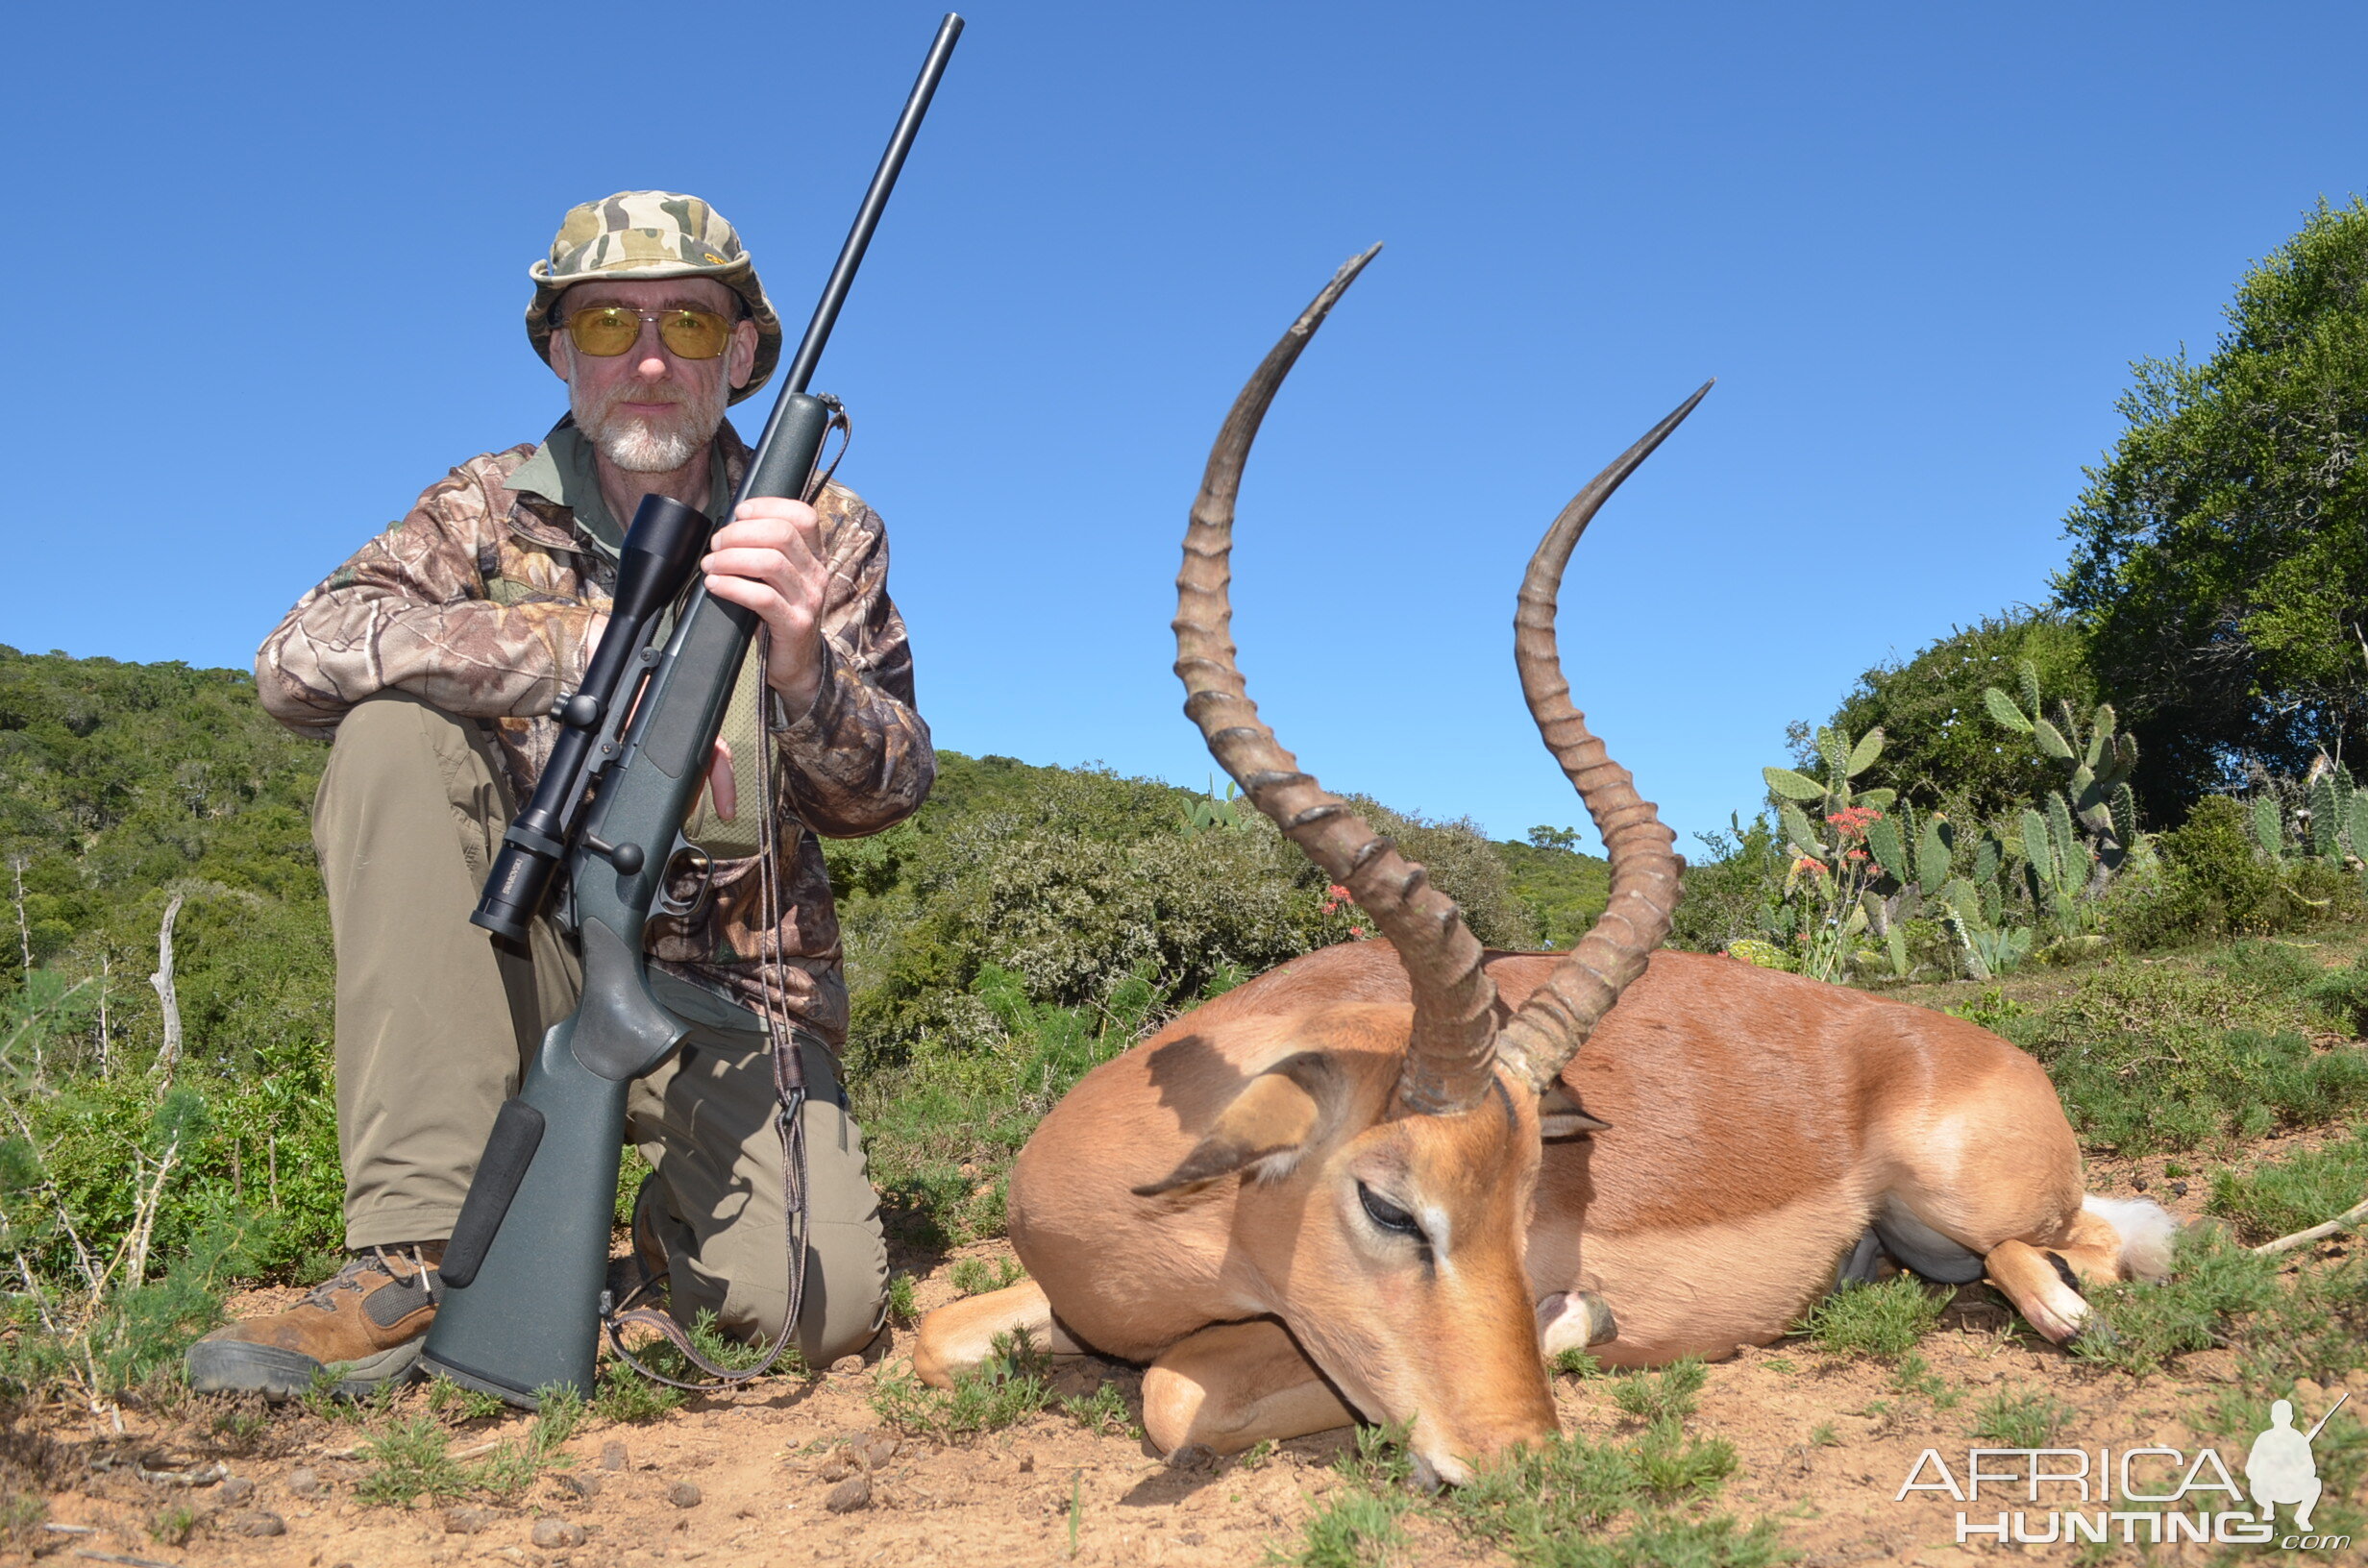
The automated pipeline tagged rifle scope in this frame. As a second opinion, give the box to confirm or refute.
[472,495,710,943]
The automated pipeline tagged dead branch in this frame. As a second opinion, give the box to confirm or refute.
[9,856,29,978]
[149,894,184,1087]
[116,1134,182,1295]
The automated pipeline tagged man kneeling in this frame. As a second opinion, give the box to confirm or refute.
[188,190,932,1397]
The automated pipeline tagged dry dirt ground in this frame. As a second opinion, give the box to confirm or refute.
[10,1192,2366,1568]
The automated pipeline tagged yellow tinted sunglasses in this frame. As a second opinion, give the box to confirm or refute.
[562,304,736,360]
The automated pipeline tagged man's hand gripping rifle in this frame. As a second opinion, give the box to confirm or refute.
[419,14,963,1408]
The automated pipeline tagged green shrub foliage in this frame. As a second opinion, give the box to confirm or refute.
[2057,200,2368,813]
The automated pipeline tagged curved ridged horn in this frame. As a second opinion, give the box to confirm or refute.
[1173,246,1501,1118]
[1494,385,1710,1095]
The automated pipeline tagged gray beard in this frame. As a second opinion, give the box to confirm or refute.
[575,381,726,474]
[590,420,703,473]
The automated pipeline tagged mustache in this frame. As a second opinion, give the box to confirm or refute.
[590,384,687,416]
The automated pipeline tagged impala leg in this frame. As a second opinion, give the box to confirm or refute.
[912,1280,1082,1388]
[1142,1319,1356,1456]
[1983,1196,2173,1346]
[1982,1240,2095,1344]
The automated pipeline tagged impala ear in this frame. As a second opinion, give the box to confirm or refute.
[1537,1083,1611,1140]
[1133,1058,1333,1195]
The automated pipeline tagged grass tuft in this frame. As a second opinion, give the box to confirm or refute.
[1888,1352,1961,1409]
[355,1414,469,1507]
[1611,1359,1706,1425]
[591,1361,686,1423]
[1289,1488,1411,1568]
[424,1376,506,1423]
[870,1329,1054,1440]
[949,1256,1026,1296]
[1059,1381,1133,1437]
[1970,1387,2075,1448]
[1793,1276,1945,1359]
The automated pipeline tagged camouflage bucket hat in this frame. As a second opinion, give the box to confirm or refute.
[528,191,782,404]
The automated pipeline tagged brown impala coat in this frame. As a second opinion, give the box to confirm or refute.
[1006,941,2088,1465]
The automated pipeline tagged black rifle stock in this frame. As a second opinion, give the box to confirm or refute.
[420,14,962,1407]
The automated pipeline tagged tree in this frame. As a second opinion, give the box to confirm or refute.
[2056,199,2368,814]
[1825,610,2098,823]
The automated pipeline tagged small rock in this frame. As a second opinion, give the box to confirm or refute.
[287,1466,324,1499]
[1017,1453,1035,1475]
[554,1473,602,1500]
[1165,1443,1218,1472]
[2132,1176,2149,1192]
[230,1511,287,1537]
[816,1453,857,1483]
[444,1507,493,1534]
[218,1476,256,1507]
[531,1518,588,1549]
[600,1440,629,1472]
[667,1482,703,1509]
[830,1354,864,1375]
[825,1472,872,1513]
[860,1435,899,1469]
[2170,1180,2189,1198]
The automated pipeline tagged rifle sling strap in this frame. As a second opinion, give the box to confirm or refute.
[602,620,820,1391]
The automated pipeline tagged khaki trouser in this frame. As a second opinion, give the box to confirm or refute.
[313,691,887,1363]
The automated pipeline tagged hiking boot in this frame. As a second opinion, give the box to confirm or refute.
[186,1243,443,1400]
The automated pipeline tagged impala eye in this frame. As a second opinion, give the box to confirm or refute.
[1357,1182,1423,1239]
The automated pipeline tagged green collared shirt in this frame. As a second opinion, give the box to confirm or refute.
[508,418,736,560]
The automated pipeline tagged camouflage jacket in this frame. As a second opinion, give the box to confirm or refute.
[257,419,933,1047]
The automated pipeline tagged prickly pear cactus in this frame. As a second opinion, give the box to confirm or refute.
[1983,658,2141,898]
[2250,796,2286,863]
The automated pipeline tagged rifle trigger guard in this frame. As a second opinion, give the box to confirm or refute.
[653,835,715,921]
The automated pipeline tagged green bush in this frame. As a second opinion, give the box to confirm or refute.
[2104,796,2320,947]
[845,756,1534,1071]
[1667,816,1785,955]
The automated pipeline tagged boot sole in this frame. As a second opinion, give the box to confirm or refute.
[186,1335,425,1401]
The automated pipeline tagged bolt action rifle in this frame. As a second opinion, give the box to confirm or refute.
[418,13,963,1408]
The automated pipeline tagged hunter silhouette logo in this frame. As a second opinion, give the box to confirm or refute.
[2248,1391,2347,1533]
[1896,1388,2354,1550]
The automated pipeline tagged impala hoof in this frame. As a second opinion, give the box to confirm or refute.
[1537,1290,1618,1356]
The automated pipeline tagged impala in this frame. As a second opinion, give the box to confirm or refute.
[915,250,2175,1486]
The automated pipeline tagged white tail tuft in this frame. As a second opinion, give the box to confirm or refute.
[2084,1194,2179,1282]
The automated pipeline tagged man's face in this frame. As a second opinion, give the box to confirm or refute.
[549,277,760,474]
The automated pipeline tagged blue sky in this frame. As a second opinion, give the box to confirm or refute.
[6,3,2364,851]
